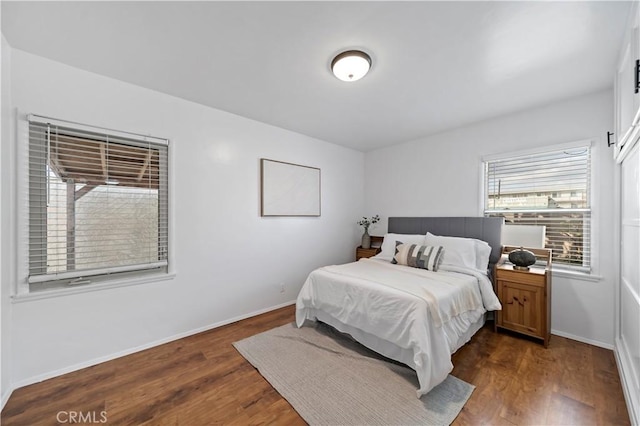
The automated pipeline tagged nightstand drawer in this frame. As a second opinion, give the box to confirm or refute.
[496,269,546,287]
[356,246,380,260]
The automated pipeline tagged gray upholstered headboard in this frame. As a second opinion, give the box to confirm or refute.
[388,217,505,267]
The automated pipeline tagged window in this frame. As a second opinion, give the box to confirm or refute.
[483,143,591,272]
[28,115,169,290]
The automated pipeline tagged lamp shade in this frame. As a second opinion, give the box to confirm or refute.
[331,50,371,82]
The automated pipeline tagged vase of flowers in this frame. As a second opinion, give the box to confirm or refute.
[357,215,380,249]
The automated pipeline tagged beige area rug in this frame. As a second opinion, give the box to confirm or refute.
[233,322,474,426]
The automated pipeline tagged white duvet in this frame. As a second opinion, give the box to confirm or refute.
[295,258,501,397]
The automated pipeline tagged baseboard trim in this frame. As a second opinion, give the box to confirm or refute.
[550,329,613,350]
[11,300,296,391]
[1,386,14,411]
[615,337,639,426]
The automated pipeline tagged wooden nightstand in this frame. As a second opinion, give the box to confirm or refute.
[356,236,383,260]
[356,246,379,260]
[494,246,552,347]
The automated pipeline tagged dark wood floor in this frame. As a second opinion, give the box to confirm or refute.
[1,305,630,425]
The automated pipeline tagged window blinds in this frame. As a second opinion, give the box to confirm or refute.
[484,146,591,270]
[28,115,169,284]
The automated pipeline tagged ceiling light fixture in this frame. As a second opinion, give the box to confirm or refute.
[331,50,372,82]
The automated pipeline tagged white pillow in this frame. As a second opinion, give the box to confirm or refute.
[425,232,491,272]
[376,233,426,260]
[424,232,477,270]
[474,240,492,271]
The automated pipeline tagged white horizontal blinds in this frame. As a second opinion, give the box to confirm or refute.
[28,117,169,284]
[484,146,591,270]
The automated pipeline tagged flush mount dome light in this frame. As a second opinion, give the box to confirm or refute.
[331,50,372,82]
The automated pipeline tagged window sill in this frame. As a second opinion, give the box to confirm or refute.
[12,272,176,303]
[551,268,602,282]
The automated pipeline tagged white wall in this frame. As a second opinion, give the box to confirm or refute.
[0,34,13,406]
[7,48,365,386]
[365,90,616,347]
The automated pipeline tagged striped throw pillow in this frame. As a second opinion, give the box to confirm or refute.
[392,241,444,272]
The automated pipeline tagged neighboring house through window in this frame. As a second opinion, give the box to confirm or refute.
[483,142,592,272]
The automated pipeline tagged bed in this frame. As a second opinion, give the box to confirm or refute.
[295,216,504,397]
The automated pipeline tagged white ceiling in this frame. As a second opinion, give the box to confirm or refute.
[1,1,631,152]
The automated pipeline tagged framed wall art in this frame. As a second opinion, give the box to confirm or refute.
[260,159,321,217]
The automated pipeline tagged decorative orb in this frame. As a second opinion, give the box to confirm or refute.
[508,247,536,270]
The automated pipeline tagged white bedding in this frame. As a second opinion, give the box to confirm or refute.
[295,258,501,397]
